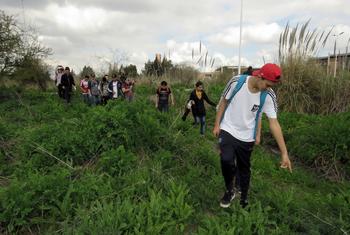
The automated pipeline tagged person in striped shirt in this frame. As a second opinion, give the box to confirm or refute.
[213,63,292,208]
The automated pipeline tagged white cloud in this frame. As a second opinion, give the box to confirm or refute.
[49,4,107,31]
[1,0,349,73]
[208,23,282,47]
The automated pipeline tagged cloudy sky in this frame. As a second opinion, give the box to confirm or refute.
[2,0,350,73]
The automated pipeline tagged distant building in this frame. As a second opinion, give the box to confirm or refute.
[215,66,253,75]
[316,53,350,75]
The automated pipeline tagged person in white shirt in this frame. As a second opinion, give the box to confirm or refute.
[108,74,122,99]
[55,65,64,98]
[213,63,292,208]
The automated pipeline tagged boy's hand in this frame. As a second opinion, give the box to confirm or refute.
[280,154,292,173]
[254,136,261,145]
[212,125,220,138]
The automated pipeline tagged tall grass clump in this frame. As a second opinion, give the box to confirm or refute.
[277,20,350,114]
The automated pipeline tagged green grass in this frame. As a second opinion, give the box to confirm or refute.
[0,85,349,234]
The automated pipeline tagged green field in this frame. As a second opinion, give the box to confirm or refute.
[1,84,349,234]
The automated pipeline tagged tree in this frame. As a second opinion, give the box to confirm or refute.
[143,60,154,76]
[0,11,23,76]
[142,57,174,77]
[12,57,51,90]
[161,57,173,75]
[123,64,138,78]
[79,66,95,78]
[0,10,52,90]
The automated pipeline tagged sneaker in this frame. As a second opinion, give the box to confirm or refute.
[235,187,242,195]
[240,199,248,208]
[220,190,235,208]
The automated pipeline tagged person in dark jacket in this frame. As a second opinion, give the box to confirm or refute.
[99,75,110,105]
[243,66,253,75]
[61,67,76,103]
[108,74,123,100]
[185,81,216,135]
[156,81,174,112]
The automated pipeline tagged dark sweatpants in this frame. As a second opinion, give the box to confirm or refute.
[158,103,169,112]
[63,88,71,103]
[219,130,254,201]
[57,84,64,98]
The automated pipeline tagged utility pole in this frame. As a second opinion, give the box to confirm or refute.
[332,32,344,77]
[238,0,243,75]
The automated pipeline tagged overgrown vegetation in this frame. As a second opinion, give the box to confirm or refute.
[262,111,350,181]
[277,20,350,114]
[0,10,51,90]
[1,16,349,234]
[0,84,349,234]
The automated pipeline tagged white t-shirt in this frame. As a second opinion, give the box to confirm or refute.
[220,76,278,142]
[112,81,119,98]
[56,73,63,86]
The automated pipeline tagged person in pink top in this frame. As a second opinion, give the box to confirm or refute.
[80,75,90,105]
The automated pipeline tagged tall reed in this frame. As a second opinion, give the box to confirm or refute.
[277,21,350,114]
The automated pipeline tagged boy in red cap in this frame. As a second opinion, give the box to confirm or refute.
[213,63,292,208]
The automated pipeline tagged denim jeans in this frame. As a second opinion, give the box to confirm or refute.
[82,94,90,105]
[90,95,100,105]
[158,103,169,112]
[195,116,206,135]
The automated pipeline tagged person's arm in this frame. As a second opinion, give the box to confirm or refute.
[97,81,102,95]
[70,75,76,88]
[268,118,292,172]
[122,85,130,93]
[88,81,92,95]
[255,118,262,145]
[169,89,174,105]
[170,94,174,105]
[155,88,159,107]
[79,81,84,92]
[98,82,102,93]
[213,98,228,137]
[189,91,196,105]
[107,82,113,93]
[203,92,216,106]
[61,75,66,88]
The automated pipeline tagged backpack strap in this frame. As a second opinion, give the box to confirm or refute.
[253,90,268,139]
[220,75,248,123]
[220,74,269,141]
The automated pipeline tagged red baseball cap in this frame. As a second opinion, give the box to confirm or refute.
[252,63,281,82]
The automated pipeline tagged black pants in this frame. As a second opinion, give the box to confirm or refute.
[219,130,254,200]
[101,96,109,105]
[57,84,64,98]
[158,103,169,112]
[182,108,196,122]
[63,88,71,103]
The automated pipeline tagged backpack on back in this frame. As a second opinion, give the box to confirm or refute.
[221,75,268,140]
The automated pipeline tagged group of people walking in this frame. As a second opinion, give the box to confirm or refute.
[155,63,292,209]
[54,65,135,105]
[55,63,292,209]
[54,66,75,103]
[155,80,216,136]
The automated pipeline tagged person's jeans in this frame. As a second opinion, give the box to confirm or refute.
[90,95,100,105]
[195,116,206,135]
[158,103,169,112]
[57,84,64,98]
[82,94,90,105]
[63,88,71,103]
[101,96,109,105]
